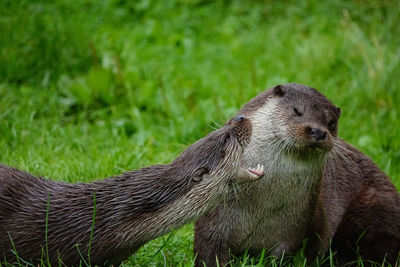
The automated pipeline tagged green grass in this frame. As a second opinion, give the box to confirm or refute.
[1,0,399,266]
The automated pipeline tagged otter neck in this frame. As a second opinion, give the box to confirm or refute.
[243,99,327,179]
[44,165,191,263]
[105,165,230,254]
[237,99,327,207]
[68,164,229,265]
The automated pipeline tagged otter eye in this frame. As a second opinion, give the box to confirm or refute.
[328,120,336,128]
[192,167,209,182]
[293,107,303,116]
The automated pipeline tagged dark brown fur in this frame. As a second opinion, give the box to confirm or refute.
[194,83,400,266]
[0,116,256,266]
[323,140,400,265]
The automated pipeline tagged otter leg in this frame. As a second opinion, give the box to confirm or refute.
[194,214,229,267]
[305,199,330,261]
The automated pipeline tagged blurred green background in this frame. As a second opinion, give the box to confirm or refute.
[1,0,399,266]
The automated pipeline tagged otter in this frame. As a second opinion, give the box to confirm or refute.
[194,83,400,266]
[0,115,264,266]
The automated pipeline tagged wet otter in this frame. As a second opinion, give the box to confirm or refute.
[194,83,400,266]
[0,115,264,266]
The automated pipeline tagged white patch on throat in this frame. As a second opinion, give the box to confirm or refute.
[242,99,323,180]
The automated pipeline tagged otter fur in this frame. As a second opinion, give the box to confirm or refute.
[194,83,400,266]
[0,115,264,266]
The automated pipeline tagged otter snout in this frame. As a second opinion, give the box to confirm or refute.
[228,115,252,146]
[297,123,334,151]
[307,127,327,141]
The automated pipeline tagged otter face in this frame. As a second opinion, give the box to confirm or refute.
[174,116,264,185]
[271,84,341,154]
[239,83,341,163]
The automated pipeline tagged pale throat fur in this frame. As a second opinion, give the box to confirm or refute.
[226,97,330,255]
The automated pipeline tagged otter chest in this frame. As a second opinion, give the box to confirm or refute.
[225,174,319,256]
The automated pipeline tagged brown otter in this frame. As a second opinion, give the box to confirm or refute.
[194,83,400,266]
[0,115,264,266]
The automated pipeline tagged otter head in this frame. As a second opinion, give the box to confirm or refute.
[239,83,341,167]
[173,115,264,186]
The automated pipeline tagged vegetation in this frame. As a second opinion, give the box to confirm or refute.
[1,0,399,266]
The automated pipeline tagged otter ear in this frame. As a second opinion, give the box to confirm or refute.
[336,107,342,118]
[192,167,209,182]
[272,84,286,97]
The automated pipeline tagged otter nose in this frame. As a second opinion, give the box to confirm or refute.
[233,115,246,122]
[308,127,326,141]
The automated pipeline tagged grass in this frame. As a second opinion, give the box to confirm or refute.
[1,0,399,266]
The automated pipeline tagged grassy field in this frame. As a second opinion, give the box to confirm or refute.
[1,0,399,266]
